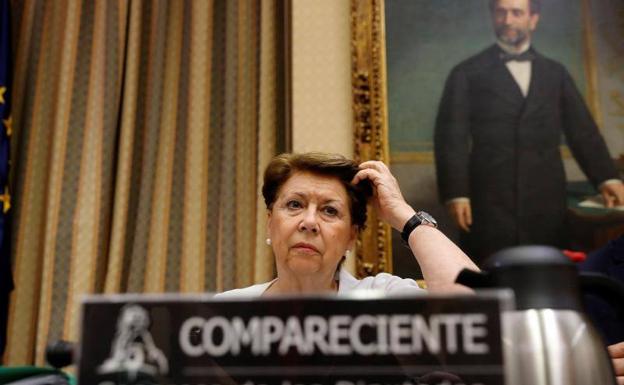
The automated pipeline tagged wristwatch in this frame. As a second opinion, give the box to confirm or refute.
[401,211,438,245]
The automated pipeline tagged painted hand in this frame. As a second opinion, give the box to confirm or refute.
[446,200,472,232]
[600,181,624,208]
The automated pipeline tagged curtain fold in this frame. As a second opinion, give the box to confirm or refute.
[5,0,283,365]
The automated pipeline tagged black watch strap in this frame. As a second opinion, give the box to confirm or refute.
[401,211,437,245]
[401,214,423,244]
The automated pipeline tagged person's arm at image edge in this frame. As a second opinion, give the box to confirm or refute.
[608,341,624,385]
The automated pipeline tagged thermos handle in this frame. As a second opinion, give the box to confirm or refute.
[455,268,491,288]
[579,272,624,320]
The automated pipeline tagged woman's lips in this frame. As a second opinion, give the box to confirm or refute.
[292,243,319,253]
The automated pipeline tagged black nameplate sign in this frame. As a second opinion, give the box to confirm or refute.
[77,292,511,385]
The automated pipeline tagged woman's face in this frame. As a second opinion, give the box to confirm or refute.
[268,171,357,278]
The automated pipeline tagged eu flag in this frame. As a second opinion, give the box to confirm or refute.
[0,0,13,360]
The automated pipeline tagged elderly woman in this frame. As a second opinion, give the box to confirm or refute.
[218,152,477,297]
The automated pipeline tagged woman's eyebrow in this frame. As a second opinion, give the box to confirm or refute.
[282,191,346,205]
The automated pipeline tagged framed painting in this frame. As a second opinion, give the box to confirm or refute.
[351,0,624,276]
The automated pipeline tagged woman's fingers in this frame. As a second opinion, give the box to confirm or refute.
[358,160,389,172]
[352,167,383,186]
[353,161,396,186]
[354,161,413,230]
[353,167,399,198]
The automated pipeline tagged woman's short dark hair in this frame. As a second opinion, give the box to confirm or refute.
[262,152,373,230]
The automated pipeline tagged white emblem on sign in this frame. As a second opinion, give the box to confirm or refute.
[97,304,169,379]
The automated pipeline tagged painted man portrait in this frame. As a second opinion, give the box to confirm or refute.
[434,0,624,263]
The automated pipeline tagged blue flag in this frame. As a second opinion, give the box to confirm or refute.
[0,0,13,359]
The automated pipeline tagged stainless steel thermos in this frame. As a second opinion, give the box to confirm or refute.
[456,245,624,385]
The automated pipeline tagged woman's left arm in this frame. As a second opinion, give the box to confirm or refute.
[353,161,478,293]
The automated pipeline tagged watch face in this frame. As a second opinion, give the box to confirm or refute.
[418,211,437,226]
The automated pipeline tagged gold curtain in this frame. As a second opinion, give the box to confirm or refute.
[5,0,283,365]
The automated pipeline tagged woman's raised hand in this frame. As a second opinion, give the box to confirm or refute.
[352,160,415,231]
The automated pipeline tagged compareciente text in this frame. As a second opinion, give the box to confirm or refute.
[179,313,490,357]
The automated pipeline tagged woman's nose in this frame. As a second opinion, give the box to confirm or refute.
[298,208,319,233]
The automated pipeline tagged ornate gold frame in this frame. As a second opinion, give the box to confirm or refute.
[350,0,392,276]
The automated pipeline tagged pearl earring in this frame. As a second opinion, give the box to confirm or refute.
[266,238,272,246]
[345,249,351,257]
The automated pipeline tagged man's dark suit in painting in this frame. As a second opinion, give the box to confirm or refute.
[434,45,619,262]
